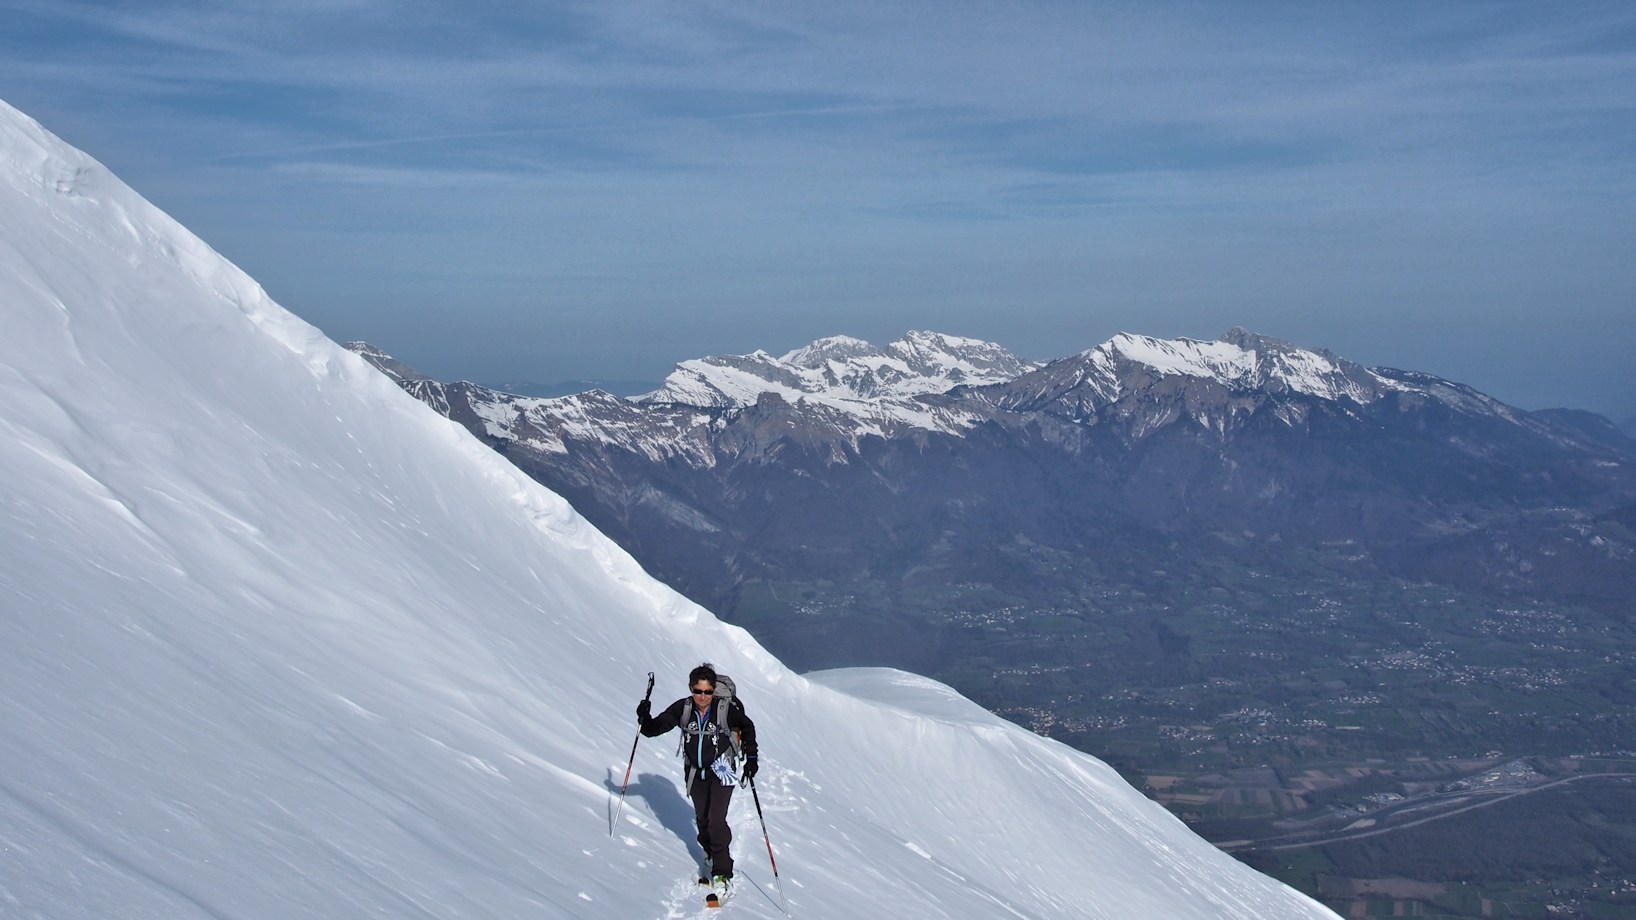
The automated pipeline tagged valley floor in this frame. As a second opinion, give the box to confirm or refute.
[1177,756,1636,919]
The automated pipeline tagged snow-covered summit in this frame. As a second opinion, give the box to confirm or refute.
[1085,328,1386,405]
[979,327,1415,438]
[780,334,883,367]
[636,327,1413,435]
[0,97,1337,919]
[642,330,1038,409]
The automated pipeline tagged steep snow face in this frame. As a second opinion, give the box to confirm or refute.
[0,98,1338,920]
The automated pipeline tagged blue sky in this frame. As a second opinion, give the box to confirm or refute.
[3,1,1633,418]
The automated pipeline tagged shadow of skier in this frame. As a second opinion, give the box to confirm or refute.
[606,770,705,867]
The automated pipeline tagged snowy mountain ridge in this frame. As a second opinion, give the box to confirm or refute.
[390,327,1396,472]
[641,327,1394,418]
[387,330,1032,466]
[365,319,1584,478]
[1089,328,1388,404]
[579,323,1565,455]
[0,97,1339,919]
[640,330,1037,413]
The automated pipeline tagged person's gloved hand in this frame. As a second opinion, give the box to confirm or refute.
[741,755,758,782]
[636,699,651,723]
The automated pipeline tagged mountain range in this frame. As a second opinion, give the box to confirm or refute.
[350,327,1636,675]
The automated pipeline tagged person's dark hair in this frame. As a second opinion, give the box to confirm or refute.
[688,663,717,689]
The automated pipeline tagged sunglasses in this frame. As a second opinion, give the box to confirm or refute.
[690,687,715,696]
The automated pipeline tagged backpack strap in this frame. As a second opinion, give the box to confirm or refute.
[716,698,742,764]
[678,698,700,786]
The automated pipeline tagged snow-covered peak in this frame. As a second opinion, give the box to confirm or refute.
[889,329,1037,384]
[642,331,1036,411]
[638,349,809,408]
[1087,329,1385,404]
[780,334,884,368]
[2,96,1337,919]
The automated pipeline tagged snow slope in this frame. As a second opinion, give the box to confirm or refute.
[0,98,1338,920]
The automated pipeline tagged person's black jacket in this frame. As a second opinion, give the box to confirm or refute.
[640,696,757,773]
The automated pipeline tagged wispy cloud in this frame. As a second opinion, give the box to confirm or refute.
[11,2,1632,188]
[1,0,1632,413]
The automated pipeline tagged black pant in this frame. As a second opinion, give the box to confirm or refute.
[690,772,735,877]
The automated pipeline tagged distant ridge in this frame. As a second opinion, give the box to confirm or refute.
[489,378,662,398]
[353,329,1636,668]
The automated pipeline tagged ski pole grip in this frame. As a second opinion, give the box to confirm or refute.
[643,671,655,701]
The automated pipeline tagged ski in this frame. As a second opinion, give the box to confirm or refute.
[695,875,721,909]
[698,875,731,909]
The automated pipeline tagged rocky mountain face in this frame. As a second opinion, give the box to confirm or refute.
[348,330,1636,669]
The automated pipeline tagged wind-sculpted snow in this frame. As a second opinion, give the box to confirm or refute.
[0,96,1341,919]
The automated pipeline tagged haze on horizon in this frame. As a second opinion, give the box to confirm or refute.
[2,1,1632,420]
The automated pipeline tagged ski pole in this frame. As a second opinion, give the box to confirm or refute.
[748,776,787,914]
[612,671,655,834]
